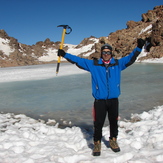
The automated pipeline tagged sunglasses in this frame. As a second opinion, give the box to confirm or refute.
[102,51,112,55]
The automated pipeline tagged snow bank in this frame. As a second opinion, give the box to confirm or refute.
[140,57,163,63]
[0,105,163,162]
[137,48,163,63]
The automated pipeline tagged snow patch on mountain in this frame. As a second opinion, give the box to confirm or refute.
[0,38,14,56]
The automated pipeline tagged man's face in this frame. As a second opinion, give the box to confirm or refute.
[101,49,112,61]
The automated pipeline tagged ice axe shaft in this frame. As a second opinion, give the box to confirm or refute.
[56,25,72,75]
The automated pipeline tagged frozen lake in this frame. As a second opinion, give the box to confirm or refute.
[0,62,163,127]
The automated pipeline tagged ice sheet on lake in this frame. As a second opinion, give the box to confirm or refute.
[0,63,87,83]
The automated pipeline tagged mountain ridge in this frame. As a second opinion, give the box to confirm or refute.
[0,5,162,67]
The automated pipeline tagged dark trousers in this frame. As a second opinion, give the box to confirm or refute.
[93,98,119,142]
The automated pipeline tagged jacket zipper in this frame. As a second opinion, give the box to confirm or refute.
[106,67,110,99]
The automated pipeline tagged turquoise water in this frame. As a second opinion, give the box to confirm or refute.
[0,63,163,127]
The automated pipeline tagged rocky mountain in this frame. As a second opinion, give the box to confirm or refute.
[0,5,162,68]
[93,5,163,60]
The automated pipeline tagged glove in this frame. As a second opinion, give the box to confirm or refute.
[137,38,145,49]
[58,49,65,57]
[144,38,152,52]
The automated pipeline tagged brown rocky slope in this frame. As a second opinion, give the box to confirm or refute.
[94,5,163,60]
[92,5,163,60]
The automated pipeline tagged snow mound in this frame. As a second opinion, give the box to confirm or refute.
[0,105,163,162]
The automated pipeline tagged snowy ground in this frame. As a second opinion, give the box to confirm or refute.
[0,57,163,162]
[0,105,163,163]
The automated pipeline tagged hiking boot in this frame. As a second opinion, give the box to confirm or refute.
[93,141,101,156]
[109,137,120,152]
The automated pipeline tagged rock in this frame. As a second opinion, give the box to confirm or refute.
[126,21,140,29]
[76,36,96,48]
[151,20,162,46]
[0,29,9,39]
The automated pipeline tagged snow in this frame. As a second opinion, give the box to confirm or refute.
[139,57,163,63]
[0,105,163,162]
[66,38,99,57]
[0,38,14,56]
[137,48,163,63]
[137,49,147,59]
[38,48,58,62]
[139,24,152,35]
[67,43,95,57]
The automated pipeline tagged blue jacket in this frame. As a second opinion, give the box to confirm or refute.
[64,47,142,100]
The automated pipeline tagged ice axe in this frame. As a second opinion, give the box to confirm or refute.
[56,25,72,75]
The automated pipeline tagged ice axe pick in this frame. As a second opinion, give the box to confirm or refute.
[56,25,72,75]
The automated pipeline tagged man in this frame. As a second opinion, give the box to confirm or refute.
[58,38,145,156]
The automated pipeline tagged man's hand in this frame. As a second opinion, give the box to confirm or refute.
[137,38,145,49]
[58,49,66,57]
[144,38,153,52]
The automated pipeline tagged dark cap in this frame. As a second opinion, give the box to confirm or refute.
[101,44,112,51]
